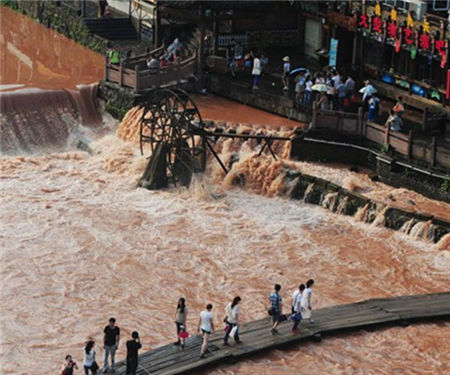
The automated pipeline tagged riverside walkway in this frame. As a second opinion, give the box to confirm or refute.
[113,292,450,374]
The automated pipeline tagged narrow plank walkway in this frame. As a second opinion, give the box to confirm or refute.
[113,292,450,375]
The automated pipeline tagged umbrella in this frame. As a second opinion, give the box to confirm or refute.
[359,85,377,96]
[312,83,331,92]
[289,67,309,76]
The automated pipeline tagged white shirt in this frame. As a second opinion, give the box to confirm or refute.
[252,58,262,76]
[293,292,303,313]
[332,74,341,87]
[291,289,300,307]
[345,77,355,92]
[361,84,375,101]
[200,310,213,332]
[83,349,95,367]
[225,303,241,324]
[305,80,313,91]
[283,62,290,73]
[301,288,313,309]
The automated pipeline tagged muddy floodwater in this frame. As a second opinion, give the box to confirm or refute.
[0,6,104,90]
[1,5,450,375]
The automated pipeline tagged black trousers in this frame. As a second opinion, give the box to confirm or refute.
[223,323,239,343]
[126,358,138,375]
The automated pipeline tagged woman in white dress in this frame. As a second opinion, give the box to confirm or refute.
[301,279,315,323]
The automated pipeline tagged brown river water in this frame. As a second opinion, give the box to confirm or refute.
[1,6,450,375]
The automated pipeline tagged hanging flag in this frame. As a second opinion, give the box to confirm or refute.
[419,33,431,50]
[372,16,382,33]
[441,53,448,69]
[391,7,397,21]
[410,45,417,59]
[403,27,414,44]
[387,22,397,39]
[395,38,401,53]
[423,18,430,34]
[375,1,381,17]
[406,12,414,28]
[359,14,369,29]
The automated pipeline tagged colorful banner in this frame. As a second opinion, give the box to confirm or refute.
[329,38,338,68]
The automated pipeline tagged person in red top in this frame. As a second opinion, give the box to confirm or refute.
[61,354,78,375]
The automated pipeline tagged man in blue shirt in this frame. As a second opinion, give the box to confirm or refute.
[269,284,283,334]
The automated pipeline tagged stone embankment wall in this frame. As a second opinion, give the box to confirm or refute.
[291,136,450,203]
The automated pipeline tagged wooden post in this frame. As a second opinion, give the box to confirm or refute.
[154,2,160,49]
[135,65,140,92]
[156,66,160,88]
[311,102,318,128]
[104,56,109,81]
[81,0,86,18]
[197,3,205,79]
[176,59,180,85]
[384,124,390,145]
[422,107,428,133]
[430,136,437,167]
[357,106,364,136]
[119,63,123,86]
[212,11,219,55]
[407,130,413,160]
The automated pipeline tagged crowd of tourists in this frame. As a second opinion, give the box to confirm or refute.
[107,37,184,71]
[60,280,315,374]
[224,44,409,134]
[61,318,140,375]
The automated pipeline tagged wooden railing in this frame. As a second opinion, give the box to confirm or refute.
[311,106,450,170]
[105,52,197,92]
[122,46,165,69]
[311,105,364,135]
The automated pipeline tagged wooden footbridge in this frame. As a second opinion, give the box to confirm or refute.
[112,292,450,374]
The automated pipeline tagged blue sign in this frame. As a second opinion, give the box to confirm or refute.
[329,38,338,67]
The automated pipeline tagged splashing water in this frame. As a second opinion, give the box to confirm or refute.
[1,98,450,375]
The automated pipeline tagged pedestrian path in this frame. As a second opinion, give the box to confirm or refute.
[112,292,450,374]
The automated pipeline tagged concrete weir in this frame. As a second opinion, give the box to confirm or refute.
[285,169,449,244]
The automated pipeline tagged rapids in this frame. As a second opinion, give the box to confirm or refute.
[1,118,450,374]
[1,6,449,375]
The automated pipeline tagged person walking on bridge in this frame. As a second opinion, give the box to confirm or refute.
[174,297,188,346]
[301,279,315,323]
[291,284,305,332]
[269,284,283,334]
[223,296,242,346]
[198,304,215,358]
[125,331,141,375]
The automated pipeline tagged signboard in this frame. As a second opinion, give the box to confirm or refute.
[326,10,356,32]
[329,38,338,67]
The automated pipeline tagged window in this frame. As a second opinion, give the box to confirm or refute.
[432,0,450,11]
[384,0,410,10]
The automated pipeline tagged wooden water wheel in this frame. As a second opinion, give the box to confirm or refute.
[139,89,206,187]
